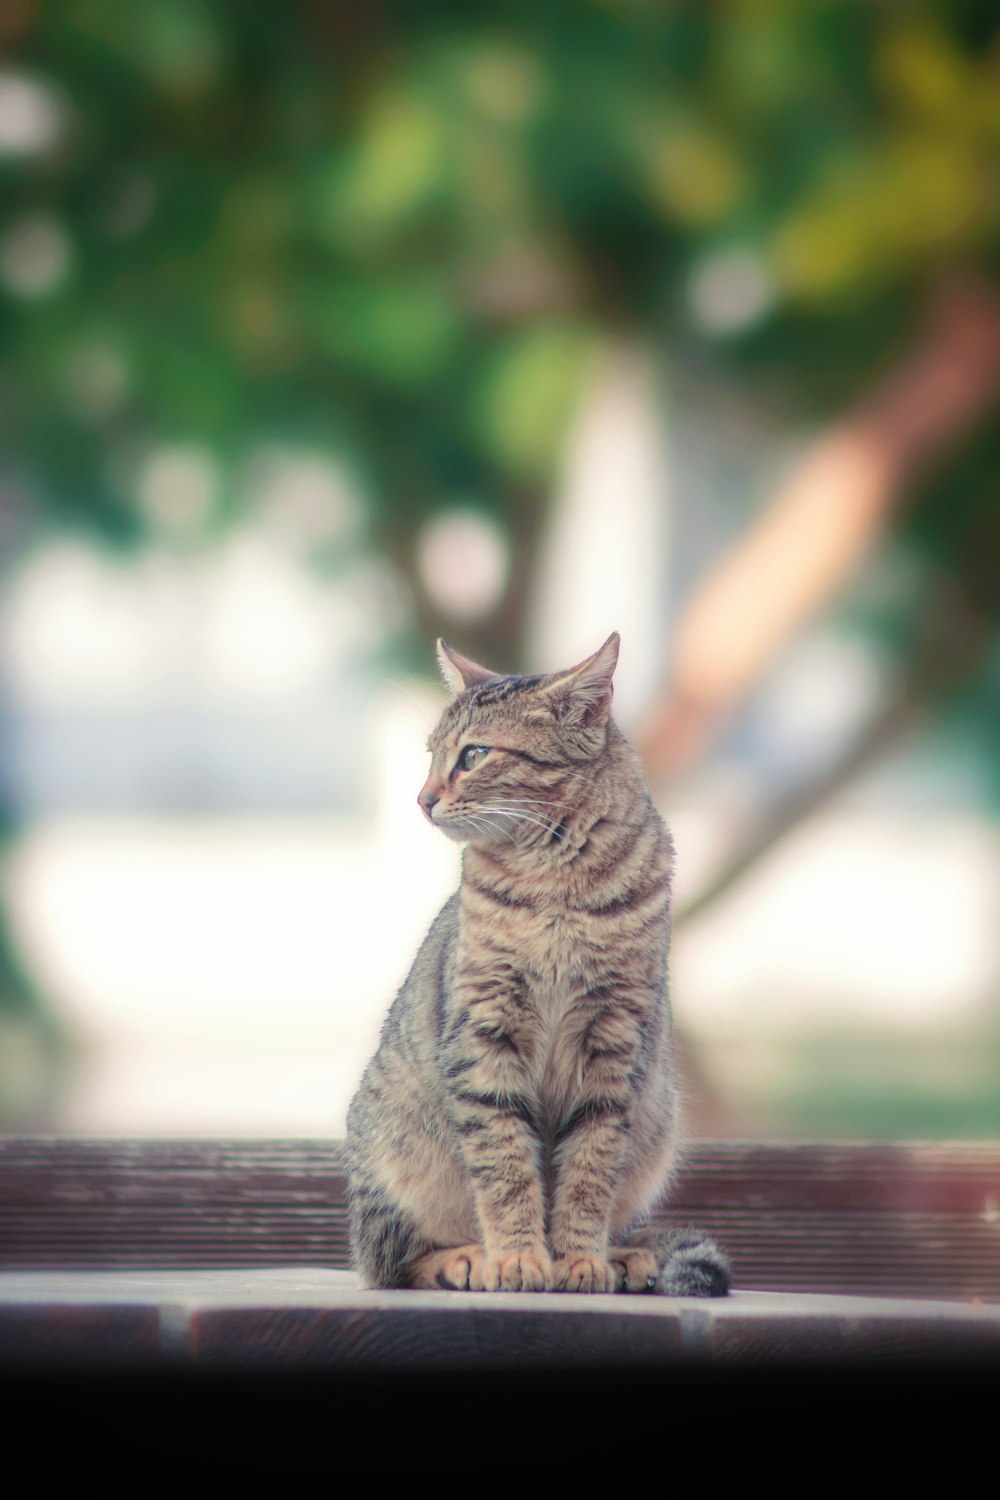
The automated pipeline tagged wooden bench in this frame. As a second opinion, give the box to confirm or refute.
[3,1137,998,1298]
[2,1136,998,1375]
[2,1136,997,1491]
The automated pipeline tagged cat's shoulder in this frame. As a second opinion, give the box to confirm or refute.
[405,887,461,979]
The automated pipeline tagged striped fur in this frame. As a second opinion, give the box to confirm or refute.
[346,634,730,1296]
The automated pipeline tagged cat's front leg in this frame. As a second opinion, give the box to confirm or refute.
[441,984,552,1292]
[548,994,646,1293]
[548,1121,626,1294]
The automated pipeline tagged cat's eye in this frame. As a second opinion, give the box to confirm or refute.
[458,745,489,772]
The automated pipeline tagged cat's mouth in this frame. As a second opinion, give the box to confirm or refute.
[429,806,503,845]
[431,811,485,844]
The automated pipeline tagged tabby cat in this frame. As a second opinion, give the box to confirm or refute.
[346,633,730,1295]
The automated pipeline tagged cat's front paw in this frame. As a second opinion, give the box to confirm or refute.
[411,1245,553,1290]
[552,1255,618,1293]
[479,1250,554,1292]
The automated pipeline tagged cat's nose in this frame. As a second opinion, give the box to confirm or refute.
[417,785,439,818]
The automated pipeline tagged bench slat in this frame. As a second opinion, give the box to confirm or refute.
[2,1138,997,1299]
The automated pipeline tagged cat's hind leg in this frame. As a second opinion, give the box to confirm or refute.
[348,1178,428,1289]
[407,1244,486,1289]
[612,1224,731,1297]
[608,1243,660,1293]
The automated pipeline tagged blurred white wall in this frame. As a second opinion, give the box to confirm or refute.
[526,343,672,724]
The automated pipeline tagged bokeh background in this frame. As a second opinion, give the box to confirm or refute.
[0,1,997,1141]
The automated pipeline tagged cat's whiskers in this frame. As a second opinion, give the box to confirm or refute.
[486,814,554,834]
[481,813,521,844]
[494,795,570,809]
[475,800,560,822]
[478,791,573,811]
[479,794,578,826]
[457,810,519,845]
[480,801,565,821]
[474,804,564,840]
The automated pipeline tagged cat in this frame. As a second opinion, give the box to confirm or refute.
[345,632,730,1295]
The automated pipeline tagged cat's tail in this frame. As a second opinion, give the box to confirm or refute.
[630,1223,732,1297]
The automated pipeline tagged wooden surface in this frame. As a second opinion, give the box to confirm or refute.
[4,1278,993,1495]
[2,1137,999,1300]
[1,1269,998,1372]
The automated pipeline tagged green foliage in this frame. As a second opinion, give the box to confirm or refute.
[472,322,601,480]
[754,1027,1000,1140]
[1,0,996,545]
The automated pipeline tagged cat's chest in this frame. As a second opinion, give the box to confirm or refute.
[459,902,611,1048]
[527,902,601,971]
[465,898,605,989]
[454,895,644,1120]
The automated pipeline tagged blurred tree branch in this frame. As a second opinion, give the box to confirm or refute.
[674,563,995,931]
[636,273,1000,781]
[655,273,1000,1125]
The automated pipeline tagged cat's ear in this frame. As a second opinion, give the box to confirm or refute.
[436,639,500,697]
[537,632,620,727]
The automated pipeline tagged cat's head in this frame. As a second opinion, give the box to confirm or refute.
[417,633,620,844]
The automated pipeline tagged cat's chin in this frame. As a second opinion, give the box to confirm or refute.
[432,816,503,846]
[436,821,493,845]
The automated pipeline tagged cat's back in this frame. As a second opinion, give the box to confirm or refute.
[360,888,459,1066]
[346,888,460,1166]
